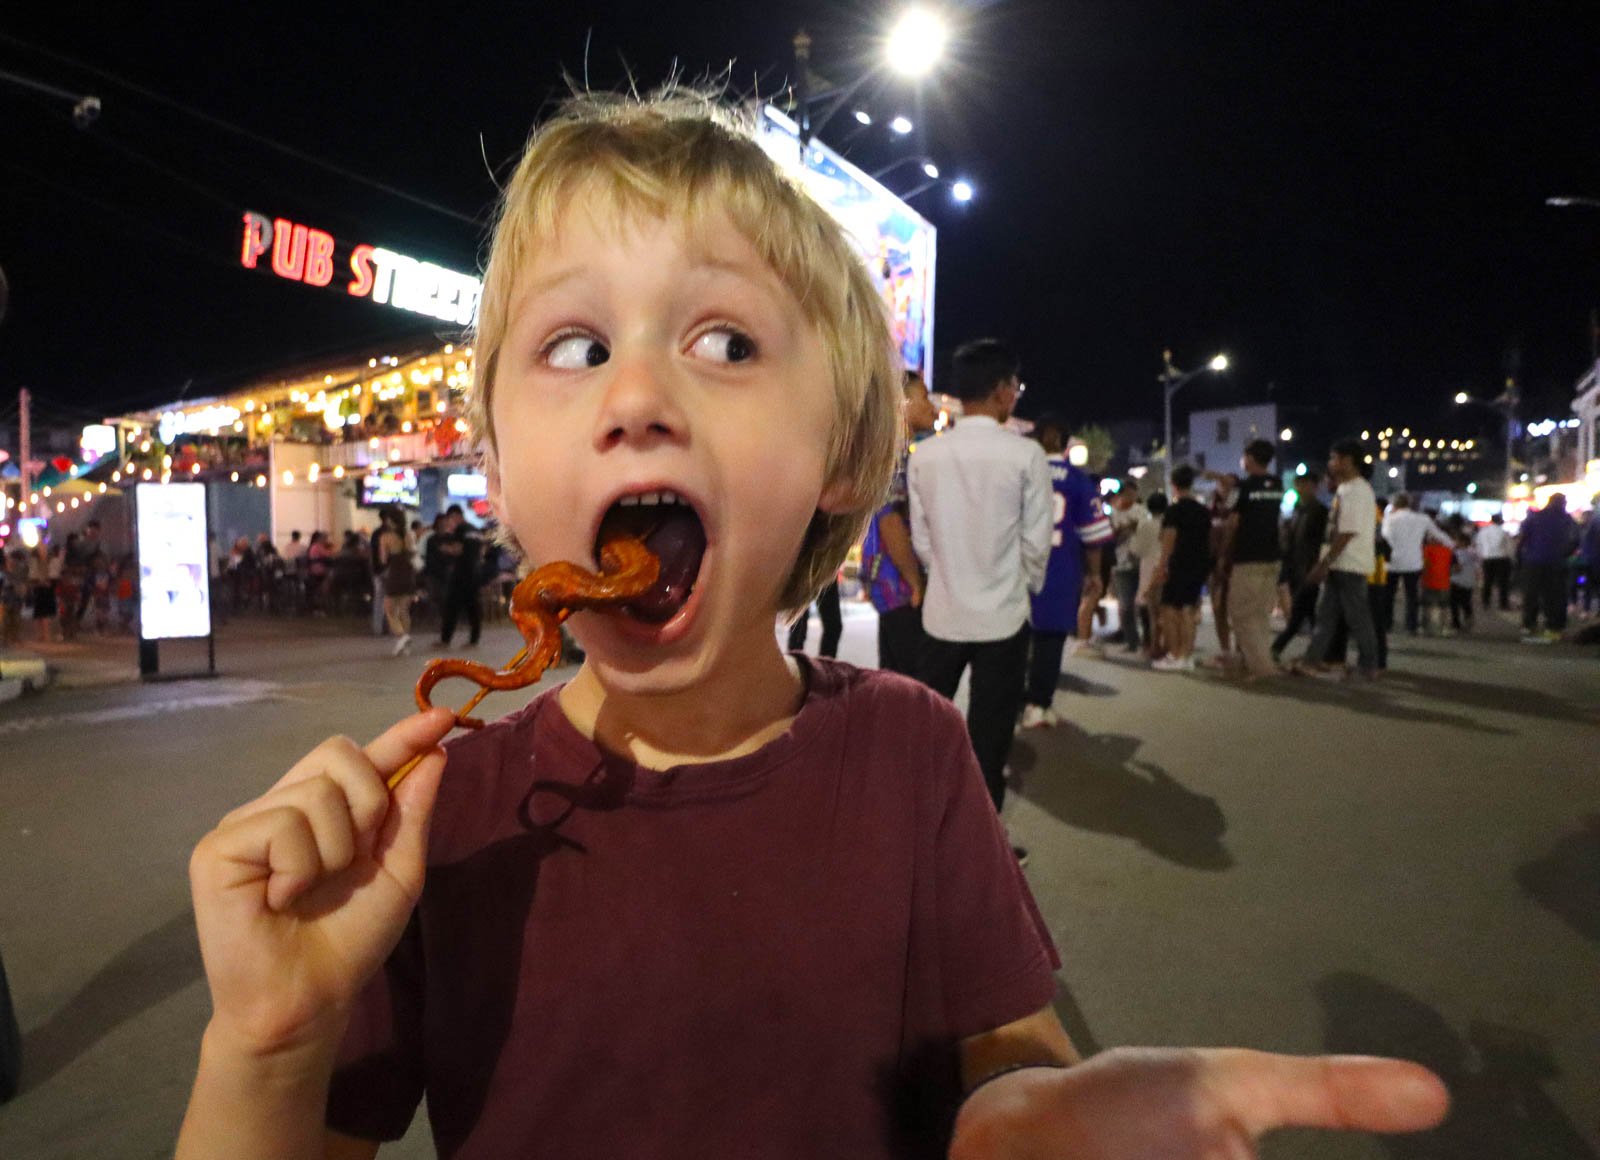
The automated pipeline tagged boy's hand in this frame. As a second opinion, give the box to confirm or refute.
[949,1047,1448,1159]
[188,709,455,1060]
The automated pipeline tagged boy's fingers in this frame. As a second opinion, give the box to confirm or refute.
[374,748,446,892]
[197,806,324,912]
[1207,1050,1449,1137]
[228,738,392,839]
[362,708,459,777]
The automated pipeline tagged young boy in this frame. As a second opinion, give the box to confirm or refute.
[178,93,1444,1159]
[1420,535,1454,636]
[1449,530,1479,633]
[1151,465,1212,672]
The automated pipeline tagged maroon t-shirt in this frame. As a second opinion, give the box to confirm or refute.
[327,658,1059,1158]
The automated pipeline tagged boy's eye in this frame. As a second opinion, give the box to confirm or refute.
[690,328,756,364]
[544,334,610,370]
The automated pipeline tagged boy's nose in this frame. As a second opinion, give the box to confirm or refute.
[593,357,688,450]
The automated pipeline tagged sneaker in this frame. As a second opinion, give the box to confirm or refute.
[1151,654,1194,672]
[391,632,411,657]
[1073,641,1106,660]
[1012,845,1030,866]
[1020,704,1058,729]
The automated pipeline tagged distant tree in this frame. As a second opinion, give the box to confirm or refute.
[1074,424,1116,474]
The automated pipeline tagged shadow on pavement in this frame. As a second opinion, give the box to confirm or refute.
[1379,671,1600,727]
[1238,678,1514,736]
[1012,725,1233,871]
[20,909,203,1093]
[1516,816,1600,945]
[1055,672,1118,697]
[1315,971,1597,1158]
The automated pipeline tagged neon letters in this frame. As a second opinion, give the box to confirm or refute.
[240,211,481,325]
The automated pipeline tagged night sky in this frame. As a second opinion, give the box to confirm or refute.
[2,1,1598,451]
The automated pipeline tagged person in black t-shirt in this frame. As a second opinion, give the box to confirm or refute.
[437,506,484,647]
[1219,439,1286,678]
[1151,465,1211,671]
[1272,471,1329,659]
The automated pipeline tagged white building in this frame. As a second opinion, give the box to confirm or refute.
[1186,404,1281,475]
[1573,361,1600,472]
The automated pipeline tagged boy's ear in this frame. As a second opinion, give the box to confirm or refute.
[485,457,507,525]
[817,476,856,516]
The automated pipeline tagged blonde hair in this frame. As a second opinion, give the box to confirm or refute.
[467,89,902,613]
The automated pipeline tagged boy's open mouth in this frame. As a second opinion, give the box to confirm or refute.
[595,490,707,624]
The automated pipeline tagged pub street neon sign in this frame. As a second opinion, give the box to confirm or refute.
[239,211,481,326]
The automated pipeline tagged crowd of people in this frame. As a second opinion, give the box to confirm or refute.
[0,520,138,646]
[207,504,519,652]
[0,506,528,653]
[802,341,1599,864]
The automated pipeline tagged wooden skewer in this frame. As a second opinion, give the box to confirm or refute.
[386,645,529,791]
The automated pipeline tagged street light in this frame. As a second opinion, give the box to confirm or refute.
[1280,427,1294,441]
[1159,348,1230,491]
[791,9,952,164]
[872,155,973,205]
[1454,383,1519,499]
[886,8,950,77]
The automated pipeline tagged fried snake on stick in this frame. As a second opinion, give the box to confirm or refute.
[387,535,659,791]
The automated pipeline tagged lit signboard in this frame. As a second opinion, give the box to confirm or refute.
[80,423,117,460]
[361,467,420,507]
[135,482,212,640]
[239,211,481,326]
[157,404,242,444]
[757,107,937,384]
[446,471,488,499]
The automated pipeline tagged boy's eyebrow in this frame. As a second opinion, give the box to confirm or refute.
[520,255,792,317]
[520,265,587,301]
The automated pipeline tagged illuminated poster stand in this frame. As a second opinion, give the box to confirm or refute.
[134,482,216,679]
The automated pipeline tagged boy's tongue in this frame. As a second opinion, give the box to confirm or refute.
[596,503,706,624]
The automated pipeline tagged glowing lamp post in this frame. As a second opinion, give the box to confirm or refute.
[1160,351,1228,493]
[792,8,948,156]
[1454,383,1519,499]
[886,8,949,77]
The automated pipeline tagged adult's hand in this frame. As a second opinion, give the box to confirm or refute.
[950,1047,1448,1160]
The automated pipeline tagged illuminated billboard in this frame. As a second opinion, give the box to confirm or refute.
[361,467,420,508]
[757,107,937,384]
[135,483,212,640]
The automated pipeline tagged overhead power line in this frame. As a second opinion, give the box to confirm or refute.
[0,30,484,228]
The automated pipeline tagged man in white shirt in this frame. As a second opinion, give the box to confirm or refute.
[1381,493,1453,634]
[910,338,1052,823]
[1474,514,1513,610]
[1295,440,1381,678]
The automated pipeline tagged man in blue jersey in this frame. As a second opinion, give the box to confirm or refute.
[1021,417,1113,727]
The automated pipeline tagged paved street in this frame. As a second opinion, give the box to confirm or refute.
[1,607,1596,1159]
